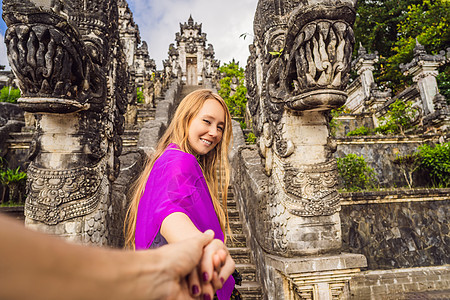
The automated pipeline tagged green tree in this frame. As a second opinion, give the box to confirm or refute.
[337,154,377,191]
[0,167,27,204]
[218,61,247,121]
[393,153,421,188]
[0,86,21,103]
[347,126,372,137]
[354,0,450,94]
[374,99,419,135]
[417,142,450,188]
[136,87,144,104]
[354,0,422,58]
[437,66,450,104]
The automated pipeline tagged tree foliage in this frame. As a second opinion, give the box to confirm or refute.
[136,87,144,104]
[393,153,421,188]
[354,0,422,58]
[417,142,450,188]
[437,65,450,104]
[218,61,247,120]
[354,0,450,94]
[0,86,21,103]
[337,154,377,191]
[374,99,419,135]
[347,126,372,137]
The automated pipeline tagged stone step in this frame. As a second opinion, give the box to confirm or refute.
[225,186,263,299]
[6,132,32,150]
[229,221,243,234]
[123,129,140,135]
[236,282,263,299]
[229,247,252,264]
[227,208,240,221]
[137,107,156,114]
[226,233,246,248]
[8,131,33,139]
[137,112,155,119]
[121,131,139,143]
[235,263,257,282]
[227,197,236,207]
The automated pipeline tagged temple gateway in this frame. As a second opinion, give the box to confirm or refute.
[1,0,449,299]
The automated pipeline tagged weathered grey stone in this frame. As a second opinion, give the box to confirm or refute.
[3,0,128,245]
[341,190,450,270]
[137,79,182,155]
[0,102,24,123]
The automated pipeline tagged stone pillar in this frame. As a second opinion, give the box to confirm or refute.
[401,40,446,115]
[345,44,379,113]
[118,0,140,125]
[355,45,377,102]
[3,0,127,245]
[245,0,367,298]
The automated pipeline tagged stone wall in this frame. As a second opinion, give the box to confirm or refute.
[340,189,450,270]
[334,134,441,187]
[137,79,182,155]
[232,123,449,298]
[231,144,277,300]
[334,113,374,137]
[349,266,450,299]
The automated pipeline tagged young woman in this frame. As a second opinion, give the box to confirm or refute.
[125,89,236,300]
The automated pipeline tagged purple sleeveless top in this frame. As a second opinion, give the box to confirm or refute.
[135,143,234,299]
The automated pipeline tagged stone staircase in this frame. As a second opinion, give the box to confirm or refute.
[121,128,140,150]
[122,103,157,151]
[226,187,263,299]
[179,85,202,100]
[136,103,156,127]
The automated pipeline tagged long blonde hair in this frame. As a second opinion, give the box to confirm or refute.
[124,89,233,249]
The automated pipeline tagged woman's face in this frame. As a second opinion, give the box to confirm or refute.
[188,99,225,156]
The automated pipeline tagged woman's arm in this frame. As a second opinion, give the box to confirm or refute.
[161,211,202,242]
[0,214,214,300]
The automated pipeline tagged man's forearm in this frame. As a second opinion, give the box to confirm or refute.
[0,215,164,300]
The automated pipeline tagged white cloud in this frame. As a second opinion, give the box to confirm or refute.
[0,33,11,70]
[128,0,257,69]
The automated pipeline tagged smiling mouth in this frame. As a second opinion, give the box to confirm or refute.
[200,138,212,146]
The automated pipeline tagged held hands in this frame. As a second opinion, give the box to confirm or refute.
[187,230,235,299]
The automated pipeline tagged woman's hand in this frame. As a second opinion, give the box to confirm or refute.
[199,238,235,296]
[185,233,235,299]
[161,213,235,299]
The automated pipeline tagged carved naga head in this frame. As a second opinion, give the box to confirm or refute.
[2,0,110,113]
[253,0,357,112]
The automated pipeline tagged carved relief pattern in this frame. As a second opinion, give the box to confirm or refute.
[3,1,105,109]
[25,160,107,225]
[3,0,125,243]
[272,156,340,217]
[283,20,354,94]
[247,0,356,218]
[5,24,93,102]
[268,186,289,252]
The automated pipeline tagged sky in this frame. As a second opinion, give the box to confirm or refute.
[0,0,258,70]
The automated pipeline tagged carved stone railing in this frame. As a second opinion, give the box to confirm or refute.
[3,0,127,245]
[240,0,367,298]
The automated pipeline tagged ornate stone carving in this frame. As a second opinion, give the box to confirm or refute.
[273,156,340,217]
[3,0,127,245]
[246,0,357,262]
[25,160,107,225]
[248,0,356,218]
